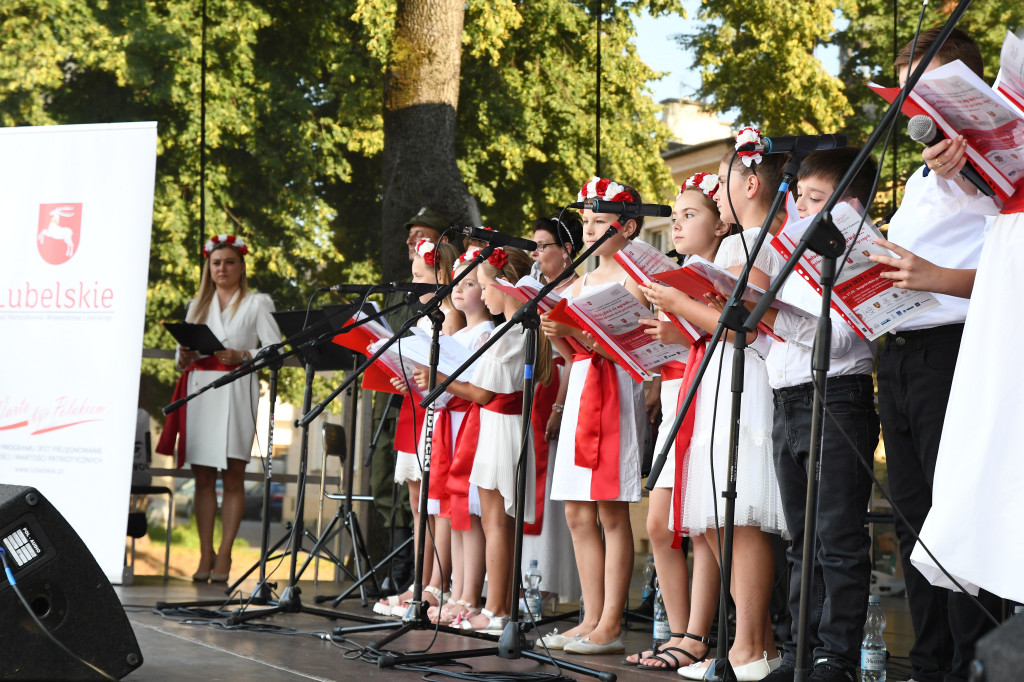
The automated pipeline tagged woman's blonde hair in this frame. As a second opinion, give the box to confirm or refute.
[186,243,248,323]
[481,247,553,387]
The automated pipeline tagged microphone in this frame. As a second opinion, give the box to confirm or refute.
[737,133,847,155]
[907,115,994,196]
[567,198,672,217]
[458,226,537,251]
[325,282,438,295]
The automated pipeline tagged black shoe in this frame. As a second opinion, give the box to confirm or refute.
[761,662,795,682]
[808,662,856,682]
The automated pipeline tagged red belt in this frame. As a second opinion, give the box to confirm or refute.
[156,356,234,468]
[448,392,524,530]
[573,352,621,500]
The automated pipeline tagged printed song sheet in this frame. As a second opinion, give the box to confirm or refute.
[561,282,687,382]
[771,203,940,340]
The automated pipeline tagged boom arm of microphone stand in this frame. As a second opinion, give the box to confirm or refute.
[162,341,291,415]
[296,246,496,428]
[421,222,623,408]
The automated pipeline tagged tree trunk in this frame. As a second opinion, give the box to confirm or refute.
[380,0,479,282]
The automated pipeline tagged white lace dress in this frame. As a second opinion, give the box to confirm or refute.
[679,230,788,537]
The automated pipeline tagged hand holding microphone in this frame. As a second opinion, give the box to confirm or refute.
[907,115,994,196]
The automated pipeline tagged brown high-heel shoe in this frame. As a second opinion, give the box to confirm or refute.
[192,553,215,582]
[209,556,231,583]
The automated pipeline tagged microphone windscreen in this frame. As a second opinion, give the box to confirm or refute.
[907,115,938,145]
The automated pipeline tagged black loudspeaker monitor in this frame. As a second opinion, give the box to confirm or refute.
[0,484,144,680]
[970,613,1024,682]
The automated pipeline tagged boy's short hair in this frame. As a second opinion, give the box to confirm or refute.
[894,27,983,79]
[798,146,878,209]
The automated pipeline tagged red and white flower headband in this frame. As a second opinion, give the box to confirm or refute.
[735,127,764,168]
[681,172,720,200]
[487,247,508,270]
[414,238,437,266]
[203,234,248,258]
[452,248,480,275]
[577,176,634,203]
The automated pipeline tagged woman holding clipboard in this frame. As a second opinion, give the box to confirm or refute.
[157,235,280,583]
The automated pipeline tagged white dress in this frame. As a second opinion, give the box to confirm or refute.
[184,291,281,469]
[912,210,1024,603]
[468,321,536,522]
[679,230,788,537]
[426,320,494,517]
[550,276,646,503]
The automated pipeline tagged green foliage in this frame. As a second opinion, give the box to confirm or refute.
[682,0,1024,215]
[682,0,852,135]
[0,0,682,411]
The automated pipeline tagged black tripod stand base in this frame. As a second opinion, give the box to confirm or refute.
[377,644,616,681]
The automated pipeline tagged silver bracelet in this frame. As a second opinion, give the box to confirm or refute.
[552,403,564,414]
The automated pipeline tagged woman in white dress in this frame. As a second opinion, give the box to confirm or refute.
[159,235,281,583]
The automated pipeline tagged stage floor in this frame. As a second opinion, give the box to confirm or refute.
[102,575,919,682]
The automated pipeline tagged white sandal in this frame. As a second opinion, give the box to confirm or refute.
[473,608,509,634]
[372,594,403,616]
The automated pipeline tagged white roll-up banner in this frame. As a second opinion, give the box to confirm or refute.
[0,122,157,583]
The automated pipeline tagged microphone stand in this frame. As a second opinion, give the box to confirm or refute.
[363,221,623,682]
[741,6,973,681]
[223,289,429,627]
[155,302,360,612]
[327,246,499,640]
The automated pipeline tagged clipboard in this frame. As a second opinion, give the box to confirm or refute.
[163,322,225,355]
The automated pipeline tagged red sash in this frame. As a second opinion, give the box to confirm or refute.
[155,356,234,468]
[394,395,425,454]
[671,340,705,548]
[524,357,564,535]
[429,396,473,518]
[447,392,523,531]
[574,352,621,500]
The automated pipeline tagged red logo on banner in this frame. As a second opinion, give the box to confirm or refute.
[37,203,83,265]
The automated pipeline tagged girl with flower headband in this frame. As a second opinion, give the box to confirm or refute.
[416,250,495,626]
[374,238,464,616]
[536,177,649,656]
[620,173,734,671]
[156,234,281,584]
[520,211,585,609]
[644,130,790,680]
[413,246,552,633]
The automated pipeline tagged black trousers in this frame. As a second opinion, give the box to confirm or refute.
[877,325,1000,682]
[773,374,879,670]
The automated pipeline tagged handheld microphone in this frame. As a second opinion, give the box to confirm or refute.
[325,282,438,296]
[458,226,537,251]
[567,198,672,217]
[737,133,847,155]
[907,115,994,197]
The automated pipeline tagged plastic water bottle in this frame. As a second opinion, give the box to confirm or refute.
[524,559,543,618]
[652,577,670,648]
[860,595,887,681]
[641,555,656,602]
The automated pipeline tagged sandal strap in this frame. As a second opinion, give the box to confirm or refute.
[658,645,702,665]
[678,632,711,645]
